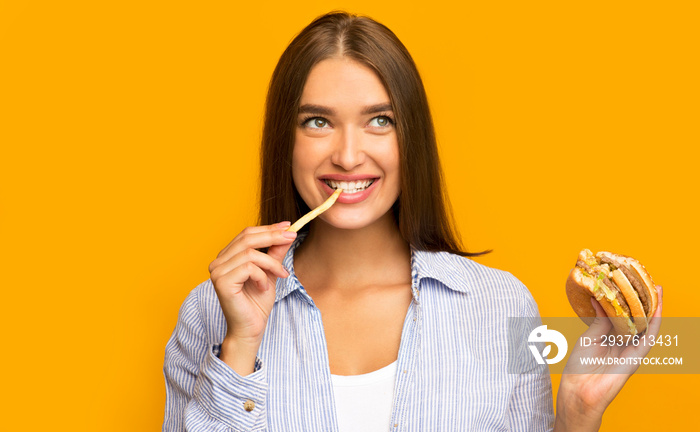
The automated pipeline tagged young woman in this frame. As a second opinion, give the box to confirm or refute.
[164,12,662,432]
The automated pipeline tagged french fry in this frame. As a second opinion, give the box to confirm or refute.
[287,188,342,232]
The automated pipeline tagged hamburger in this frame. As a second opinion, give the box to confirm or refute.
[566,249,658,335]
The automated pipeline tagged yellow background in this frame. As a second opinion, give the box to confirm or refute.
[1,0,697,430]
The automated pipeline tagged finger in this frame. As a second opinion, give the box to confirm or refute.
[617,286,663,350]
[217,222,292,258]
[267,241,295,263]
[586,296,613,336]
[654,285,663,316]
[216,261,272,296]
[219,222,292,257]
[246,261,273,294]
[211,248,290,281]
[645,285,663,337]
[211,228,296,271]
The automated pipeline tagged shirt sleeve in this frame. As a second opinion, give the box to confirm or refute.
[505,284,555,432]
[163,283,269,431]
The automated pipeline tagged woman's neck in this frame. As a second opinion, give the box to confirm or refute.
[293,212,411,292]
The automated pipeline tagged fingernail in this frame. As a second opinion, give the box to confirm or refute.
[282,230,297,239]
[277,221,291,228]
[283,266,291,276]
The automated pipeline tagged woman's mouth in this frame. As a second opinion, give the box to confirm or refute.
[322,178,376,194]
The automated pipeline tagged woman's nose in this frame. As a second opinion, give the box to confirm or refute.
[330,127,365,170]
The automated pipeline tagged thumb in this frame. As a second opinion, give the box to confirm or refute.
[587,296,612,335]
[267,241,294,263]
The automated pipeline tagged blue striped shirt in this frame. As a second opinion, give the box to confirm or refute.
[164,234,554,431]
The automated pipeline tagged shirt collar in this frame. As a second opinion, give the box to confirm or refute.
[410,248,474,295]
[276,232,472,304]
[276,231,310,304]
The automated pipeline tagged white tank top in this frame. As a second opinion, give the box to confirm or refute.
[330,361,398,432]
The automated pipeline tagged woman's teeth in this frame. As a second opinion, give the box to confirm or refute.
[324,179,375,194]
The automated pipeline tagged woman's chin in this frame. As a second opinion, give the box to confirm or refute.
[314,209,393,232]
[315,217,371,231]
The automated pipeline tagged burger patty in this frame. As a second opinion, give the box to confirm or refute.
[622,266,650,315]
[576,260,594,275]
[602,277,632,317]
[578,259,633,317]
[599,256,651,315]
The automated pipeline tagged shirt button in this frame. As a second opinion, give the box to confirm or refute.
[244,399,255,412]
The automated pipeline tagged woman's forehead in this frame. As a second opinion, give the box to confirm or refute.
[299,58,390,109]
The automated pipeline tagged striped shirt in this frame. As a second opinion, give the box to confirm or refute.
[163,234,554,431]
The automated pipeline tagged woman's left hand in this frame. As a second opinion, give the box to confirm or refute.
[553,285,663,431]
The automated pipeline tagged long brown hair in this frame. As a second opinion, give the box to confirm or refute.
[259,11,486,257]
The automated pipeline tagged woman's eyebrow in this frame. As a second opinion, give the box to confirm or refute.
[298,103,393,116]
[298,104,335,115]
[361,103,393,115]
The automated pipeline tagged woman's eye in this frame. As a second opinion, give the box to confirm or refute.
[304,117,329,129]
[368,116,393,127]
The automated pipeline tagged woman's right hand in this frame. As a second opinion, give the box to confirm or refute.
[554,286,663,431]
[208,221,297,375]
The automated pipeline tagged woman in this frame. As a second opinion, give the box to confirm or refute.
[164,11,662,431]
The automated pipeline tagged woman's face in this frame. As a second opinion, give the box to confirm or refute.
[292,57,400,230]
